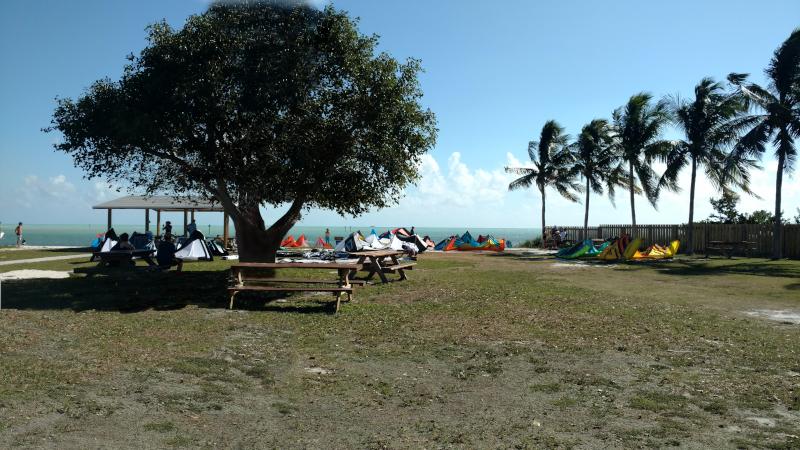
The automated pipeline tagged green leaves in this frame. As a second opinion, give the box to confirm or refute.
[612,93,673,207]
[728,28,800,175]
[506,120,579,201]
[661,77,749,196]
[49,3,437,220]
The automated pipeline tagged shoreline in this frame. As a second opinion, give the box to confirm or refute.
[0,245,82,251]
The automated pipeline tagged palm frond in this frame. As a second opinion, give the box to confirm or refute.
[508,173,536,191]
[505,166,537,176]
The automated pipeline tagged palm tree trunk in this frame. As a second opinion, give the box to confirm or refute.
[540,186,546,246]
[629,161,636,231]
[772,150,785,259]
[687,157,697,256]
[583,176,590,237]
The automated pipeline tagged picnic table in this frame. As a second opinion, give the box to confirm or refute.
[705,241,756,258]
[348,249,416,283]
[228,262,364,312]
[91,249,157,267]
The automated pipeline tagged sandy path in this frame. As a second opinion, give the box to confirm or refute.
[0,254,88,266]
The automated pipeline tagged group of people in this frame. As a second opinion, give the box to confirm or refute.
[547,227,568,246]
[99,221,186,270]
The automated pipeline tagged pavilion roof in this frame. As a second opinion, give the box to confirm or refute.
[92,195,224,212]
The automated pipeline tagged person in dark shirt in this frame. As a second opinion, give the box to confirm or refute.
[157,235,183,271]
[112,233,134,251]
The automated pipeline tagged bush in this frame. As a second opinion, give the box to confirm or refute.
[520,237,542,248]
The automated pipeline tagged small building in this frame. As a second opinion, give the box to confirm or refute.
[93,195,231,247]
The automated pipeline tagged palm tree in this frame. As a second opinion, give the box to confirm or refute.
[570,119,627,235]
[612,93,673,229]
[728,29,800,259]
[659,78,752,255]
[506,120,581,242]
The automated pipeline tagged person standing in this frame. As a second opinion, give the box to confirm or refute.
[15,222,23,247]
[324,228,331,245]
[187,219,197,235]
[163,221,173,237]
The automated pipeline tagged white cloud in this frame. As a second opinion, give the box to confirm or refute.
[89,181,121,203]
[411,151,514,207]
[16,174,77,208]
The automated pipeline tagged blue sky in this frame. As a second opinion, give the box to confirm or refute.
[1,0,798,228]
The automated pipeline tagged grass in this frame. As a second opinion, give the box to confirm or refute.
[0,252,798,447]
[0,247,89,263]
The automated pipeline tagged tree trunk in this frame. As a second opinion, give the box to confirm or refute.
[583,176,590,237]
[629,161,636,232]
[687,157,697,256]
[540,186,546,245]
[232,197,306,262]
[772,150,785,259]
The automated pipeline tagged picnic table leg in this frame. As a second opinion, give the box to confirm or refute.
[390,255,408,281]
[373,256,389,283]
[334,292,341,313]
[363,256,380,281]
[352,256,366,280]
[338,269,353,303]
[229,291,238,310]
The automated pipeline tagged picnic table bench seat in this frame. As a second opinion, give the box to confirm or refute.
[348,250,416,283]
[88,249,172,268]
[229,262,361,312]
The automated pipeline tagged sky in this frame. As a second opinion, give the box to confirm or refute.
[1,0,798,229]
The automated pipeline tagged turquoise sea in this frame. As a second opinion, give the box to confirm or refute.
[0,224,541,247]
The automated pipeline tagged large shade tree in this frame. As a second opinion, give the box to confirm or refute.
[728,28,800,259]
[659,78,752,255]
[612,93,673,228]
[48,3,437,262]
[505,120,580,242]
[569,119,628,235]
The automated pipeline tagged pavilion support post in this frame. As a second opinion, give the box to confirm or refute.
[145,209,150,233]
[156,210,161,237]
[191,209,195,223]
[183,210,188,236]
[223,212,230,248]
[107,209,112,231]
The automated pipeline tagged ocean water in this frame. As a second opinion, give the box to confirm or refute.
[0,224,541,247]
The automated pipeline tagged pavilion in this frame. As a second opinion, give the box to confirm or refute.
[93,195,231,247]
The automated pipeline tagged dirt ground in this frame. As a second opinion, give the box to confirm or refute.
[0,252,798,448]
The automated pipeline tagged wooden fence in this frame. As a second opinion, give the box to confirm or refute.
[548,223,800,258]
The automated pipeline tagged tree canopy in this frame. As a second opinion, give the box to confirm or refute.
[612,93,673,226]
[506,120,580,240]
[727,28,800,258]
[49,2,437,260]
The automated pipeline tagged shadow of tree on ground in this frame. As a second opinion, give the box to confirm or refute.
[2,269,337,314]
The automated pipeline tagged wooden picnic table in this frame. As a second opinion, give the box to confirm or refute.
[705,241,756,259]
[91,249,157,267]
[228,262,363,312]
[348,249,416,283]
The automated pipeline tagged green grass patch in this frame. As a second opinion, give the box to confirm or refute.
[1,253,799,447]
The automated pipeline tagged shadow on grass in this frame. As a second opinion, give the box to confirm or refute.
[42,247,94,254]
[486,252,556,262]
[786,283,800,291]
[1,269,336,314]
[656,260,800,279]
